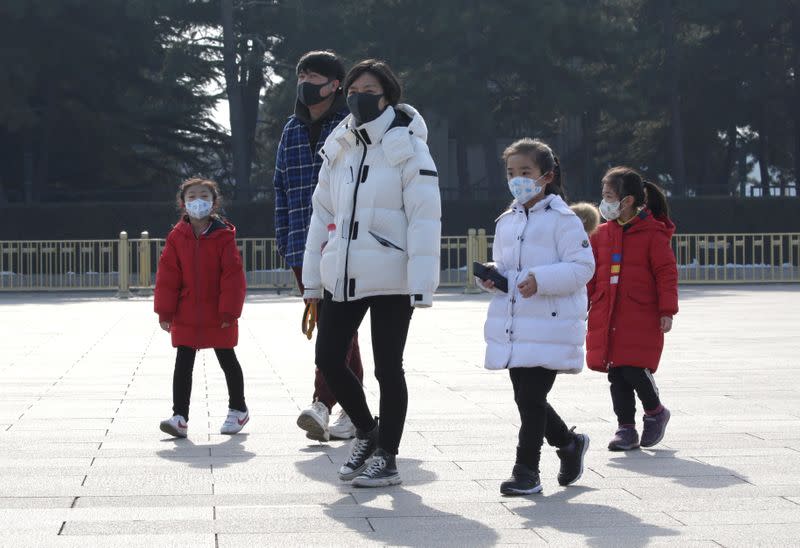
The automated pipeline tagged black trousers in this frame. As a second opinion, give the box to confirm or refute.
[172,346,247,421]
[510,367,573,470]
[315,292,413,455]
[608,366,661,426]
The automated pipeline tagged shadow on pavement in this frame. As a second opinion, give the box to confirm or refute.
[294,451,501,546]
[607,448,747,488]
[155,432,256,469]
[509,486,680,548]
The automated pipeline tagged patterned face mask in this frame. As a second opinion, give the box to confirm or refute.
[185,198,213,220]
[599,199,622,221]
[507,175,545,204]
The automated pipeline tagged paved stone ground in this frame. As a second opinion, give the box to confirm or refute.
[1,285,799,547]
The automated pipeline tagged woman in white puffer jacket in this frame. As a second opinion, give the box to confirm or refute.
[478,138,595,497]
[302,59,441,488]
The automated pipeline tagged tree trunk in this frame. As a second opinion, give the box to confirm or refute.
[23,130,34,204]
[242,38,265,193]
[35,84,56,201]
[482,135,500,201]
[660,0,687,195]
[719,122,738,195]
[456,136,471,200]
[758,112,771,196]
[792,5,800,196]
[221,0,251,201]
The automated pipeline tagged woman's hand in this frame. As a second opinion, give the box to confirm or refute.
[479,279,495,290]
[660,316,673,333]
[159,321,170,332]
[518,274,538,298]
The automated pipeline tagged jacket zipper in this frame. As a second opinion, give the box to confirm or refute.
[194,236,201,349]
[506,211,525,369]
[342,129,368,302]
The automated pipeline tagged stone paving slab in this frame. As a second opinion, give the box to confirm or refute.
[1,286,799,546]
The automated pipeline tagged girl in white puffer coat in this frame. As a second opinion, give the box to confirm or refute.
[479,138,595,496]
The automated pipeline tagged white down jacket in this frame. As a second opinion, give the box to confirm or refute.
[302,104,442,306]
[484,194,595,372]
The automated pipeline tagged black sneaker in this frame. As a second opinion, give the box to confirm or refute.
[351,448,402,487]
[500,464,542,496]
[338,420,378,481]
[556,427,590,486]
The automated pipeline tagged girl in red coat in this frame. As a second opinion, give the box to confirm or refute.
[154,178,249,438]
[586,167,678,451]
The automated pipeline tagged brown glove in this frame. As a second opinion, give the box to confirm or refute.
[301,301,317,340]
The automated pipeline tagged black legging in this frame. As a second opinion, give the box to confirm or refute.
[172,346,246,421]
[314,292,413,455]
[608,365,661,426]
[510,367,573,470]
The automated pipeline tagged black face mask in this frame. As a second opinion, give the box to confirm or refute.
[346,93,385,126]
[297,80,331,107]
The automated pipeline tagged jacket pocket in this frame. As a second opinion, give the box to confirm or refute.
[589,288,605,308]
[627,288,656,306]
[369,230,404,251]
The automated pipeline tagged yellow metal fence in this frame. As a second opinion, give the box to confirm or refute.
[1,231,797,294]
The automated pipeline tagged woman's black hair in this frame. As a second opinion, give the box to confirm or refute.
[502,138,567,200]
[296,50,345,82]
[342,59,402,105]
[602,166,670,218]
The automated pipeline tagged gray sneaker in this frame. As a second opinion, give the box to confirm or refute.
[608,426,640,451]
[641,407,671,447]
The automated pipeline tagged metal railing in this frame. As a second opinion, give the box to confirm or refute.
[1,231,797,295]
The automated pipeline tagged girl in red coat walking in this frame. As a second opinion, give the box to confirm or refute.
[587,167,678,451]
[154,178,249,438]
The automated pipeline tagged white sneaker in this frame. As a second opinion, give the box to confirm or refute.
[297,401,330,441]
[220,408,249,435]
[329,408,356,440]
[159,415,188,438]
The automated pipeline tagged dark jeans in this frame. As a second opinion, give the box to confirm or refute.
[293,266,365,411]
[315,291,413,455]
[510,367,573,470]
[313,299,364,411]
[172,346,246,421]
[608,366,661,426]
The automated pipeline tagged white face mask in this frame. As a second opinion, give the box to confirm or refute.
[599,199,621,221]
[507,175,545,204]
[185,198,213,220]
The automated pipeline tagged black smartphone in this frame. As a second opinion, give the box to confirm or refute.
[472,262,509,293]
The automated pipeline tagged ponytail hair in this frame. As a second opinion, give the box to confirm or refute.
[502,138,567,200]
[602,166,670,219]
[642,180,669,219]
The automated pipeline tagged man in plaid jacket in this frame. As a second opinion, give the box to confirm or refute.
[273,50,363,442]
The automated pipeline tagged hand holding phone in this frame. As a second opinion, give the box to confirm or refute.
[472,262,509,293]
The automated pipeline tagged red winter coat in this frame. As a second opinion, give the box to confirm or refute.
[586,210,678,373]
[154,217,246,349]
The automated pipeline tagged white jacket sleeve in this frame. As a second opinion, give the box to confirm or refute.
[529,214,595,296]
[302,160,334,300]
[401,140,442,307]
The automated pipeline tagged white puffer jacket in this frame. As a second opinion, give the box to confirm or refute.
[302,104,441,307]
[484,194,595,372]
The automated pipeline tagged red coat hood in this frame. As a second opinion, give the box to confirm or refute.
[172,216,237,240]
[623,209,675,238]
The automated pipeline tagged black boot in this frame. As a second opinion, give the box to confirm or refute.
[500,463,542,496]
[556,427,590,486]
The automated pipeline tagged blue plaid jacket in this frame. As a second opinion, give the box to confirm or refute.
[273,106,348,267]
